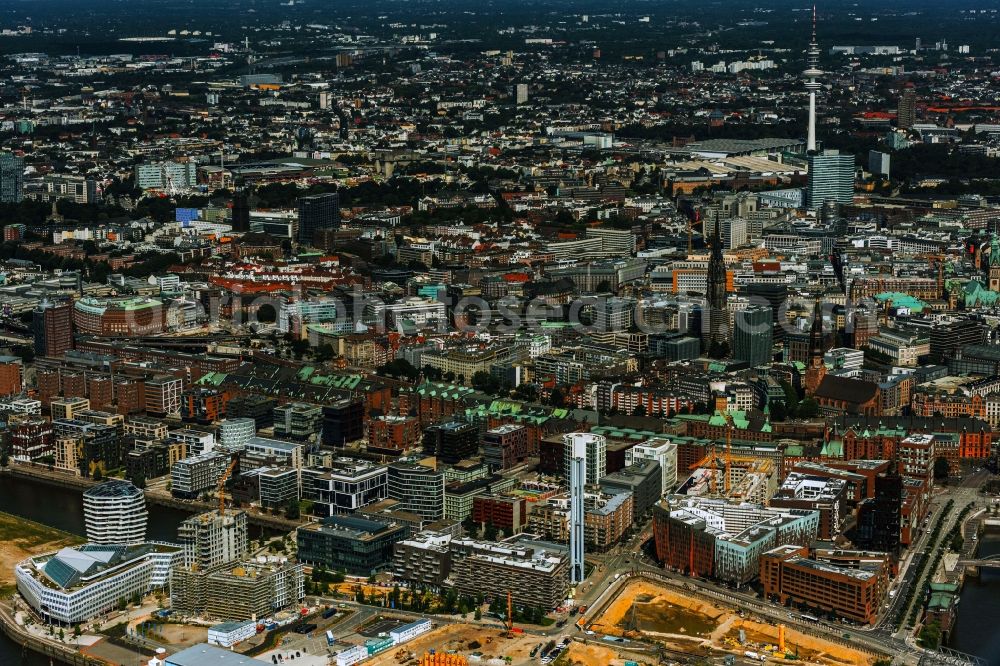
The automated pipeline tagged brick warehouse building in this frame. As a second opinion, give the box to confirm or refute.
[72,296,166,337]
[367,415,422,456]
[760,545,889,625]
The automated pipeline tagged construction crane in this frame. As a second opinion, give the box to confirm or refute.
[217,456,239,517]
[686,211,704,255]
[503,590,514,638]
[722,411,735,495]
[685,411,736,495]
[917,253,948,298]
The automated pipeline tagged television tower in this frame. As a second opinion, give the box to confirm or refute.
[803,4,822,152]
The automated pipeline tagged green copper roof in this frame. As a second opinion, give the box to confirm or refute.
[196,372,228,386]
[820,440,844,458]
[874,292,928,312]
[955,279,1000,308]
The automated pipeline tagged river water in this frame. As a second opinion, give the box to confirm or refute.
[950,532,1000,663]
[0,474,276,665]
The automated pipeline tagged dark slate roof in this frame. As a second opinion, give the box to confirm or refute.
[814,376,879,405]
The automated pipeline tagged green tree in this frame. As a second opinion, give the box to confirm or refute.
[547,387,565,407]
[92,468,103,481]
[797,397,819,418]
[471,371,501,395]
[707,340,729,359]
[462,514,477,537]
[918,620,942,649]
[781,381,800,417]
[934,456,951,481]
[511,383,539,402]
[290,339,311,360]
[378,358,420,381]
[390,585,402,609]
[770,401,787,422]
[284,498,301,520]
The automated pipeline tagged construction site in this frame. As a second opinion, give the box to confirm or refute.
[587,578,879,666]
[678,413,777,505]
[361,623,541,666]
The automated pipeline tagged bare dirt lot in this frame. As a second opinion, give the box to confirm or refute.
[0,510,83,595]
[362,623,543,666]
[557,641,651,666]
[589,579,878,666]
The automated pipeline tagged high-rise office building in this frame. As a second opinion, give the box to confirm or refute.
[422,421,479,465]
[515,83,529,104]
[568,435,586,585]
[32,301,73,359]
[746,283,788,342]
[230,180,250,233]
[806,150,855,210]
[897,87,917,129]
[134,161,197,191]
[0,153,24,203]
[702,225,730,352]
[387,461,445,521]
[82,480,148,545]
[733,305,773,367]
[297,192,340,245]
[868,150,891,178]
[321,399,365,447]
[855,471,902,556]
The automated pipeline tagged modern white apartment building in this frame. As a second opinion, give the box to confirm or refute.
[625,437,679,493]
[562,432,606,485]
[169,428,215,455]
[171,451,231,499]
[218,418,256,450]
[82,480,148,545]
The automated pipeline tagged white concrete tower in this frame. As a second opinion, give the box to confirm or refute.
[568,434,587,585]
[803,4,822,153]
[83,480,148,545]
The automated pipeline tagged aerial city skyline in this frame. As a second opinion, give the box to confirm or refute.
[0,1,998,666]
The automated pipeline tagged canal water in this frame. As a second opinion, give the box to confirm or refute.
[950,531,1000,662]
[0,474,277,665]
